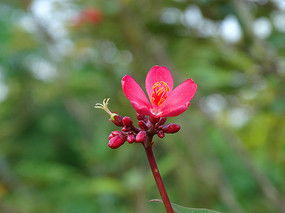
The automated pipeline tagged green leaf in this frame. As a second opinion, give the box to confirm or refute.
[150,199,222,213]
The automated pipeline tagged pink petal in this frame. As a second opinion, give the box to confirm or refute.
[121,75,152,115]
[159,102,191,117]
[158,79,197,117]
[145,66,174,100]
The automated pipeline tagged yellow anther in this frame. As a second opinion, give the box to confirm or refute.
[94,98,117,119]
[151,81,170,106]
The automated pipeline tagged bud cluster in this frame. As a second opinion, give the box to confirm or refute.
[107,113,180,149]
[94,98,181,149]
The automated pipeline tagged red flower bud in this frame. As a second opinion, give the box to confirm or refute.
[108,131,122,140]
[157,131,165,138]
[149,116,160,124]
[138,120,148,130]
[122,126,131,132]
[108,135,125,149]
[112,131,121,135]
[122,116,132,127]
[136,113,145,120]
[136,131,147,142]
[111,115,123,126]
[162,123,181,134]
[108,133,113,140]
[127,134,135,143]
[157,117,167,126]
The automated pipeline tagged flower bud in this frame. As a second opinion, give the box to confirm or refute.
[127,134,135,143]
[162,123,181,134]
[122,126,131,132]
[108,131,122,140]
[112,131,121,135]
[157,117,167,126]
[136,113,145,120]
[149,116,160,124]
[138,120,148,130]
[108,135,125,149]
[122,116,132,127]
[108,133,113,140]
[136,131,147,142]
[157,131,165,138]
[111,115,123,126]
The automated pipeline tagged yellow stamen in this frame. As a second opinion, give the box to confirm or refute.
[151,81,170,106]
[94,98,117,119]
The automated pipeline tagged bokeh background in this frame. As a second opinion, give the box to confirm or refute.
[1,0,285,212]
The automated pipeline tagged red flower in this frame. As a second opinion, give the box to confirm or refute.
[122,66,197,118]
[74,8,102,26]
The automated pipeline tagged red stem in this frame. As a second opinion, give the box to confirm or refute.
[144,145,174,213]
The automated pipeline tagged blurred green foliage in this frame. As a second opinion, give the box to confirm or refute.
[0,0,285,212]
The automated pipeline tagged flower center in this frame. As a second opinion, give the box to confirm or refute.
[151,81,170,106]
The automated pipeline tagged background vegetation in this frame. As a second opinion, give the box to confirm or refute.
[0,0,285,212]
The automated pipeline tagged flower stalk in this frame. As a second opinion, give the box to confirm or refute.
[95,98,178,212]
[144,139,174,213]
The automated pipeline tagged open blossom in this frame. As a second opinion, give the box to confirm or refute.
[95,66,196,149]
[122,66,197,118]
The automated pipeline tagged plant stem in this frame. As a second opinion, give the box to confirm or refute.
[144,144,174,213]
